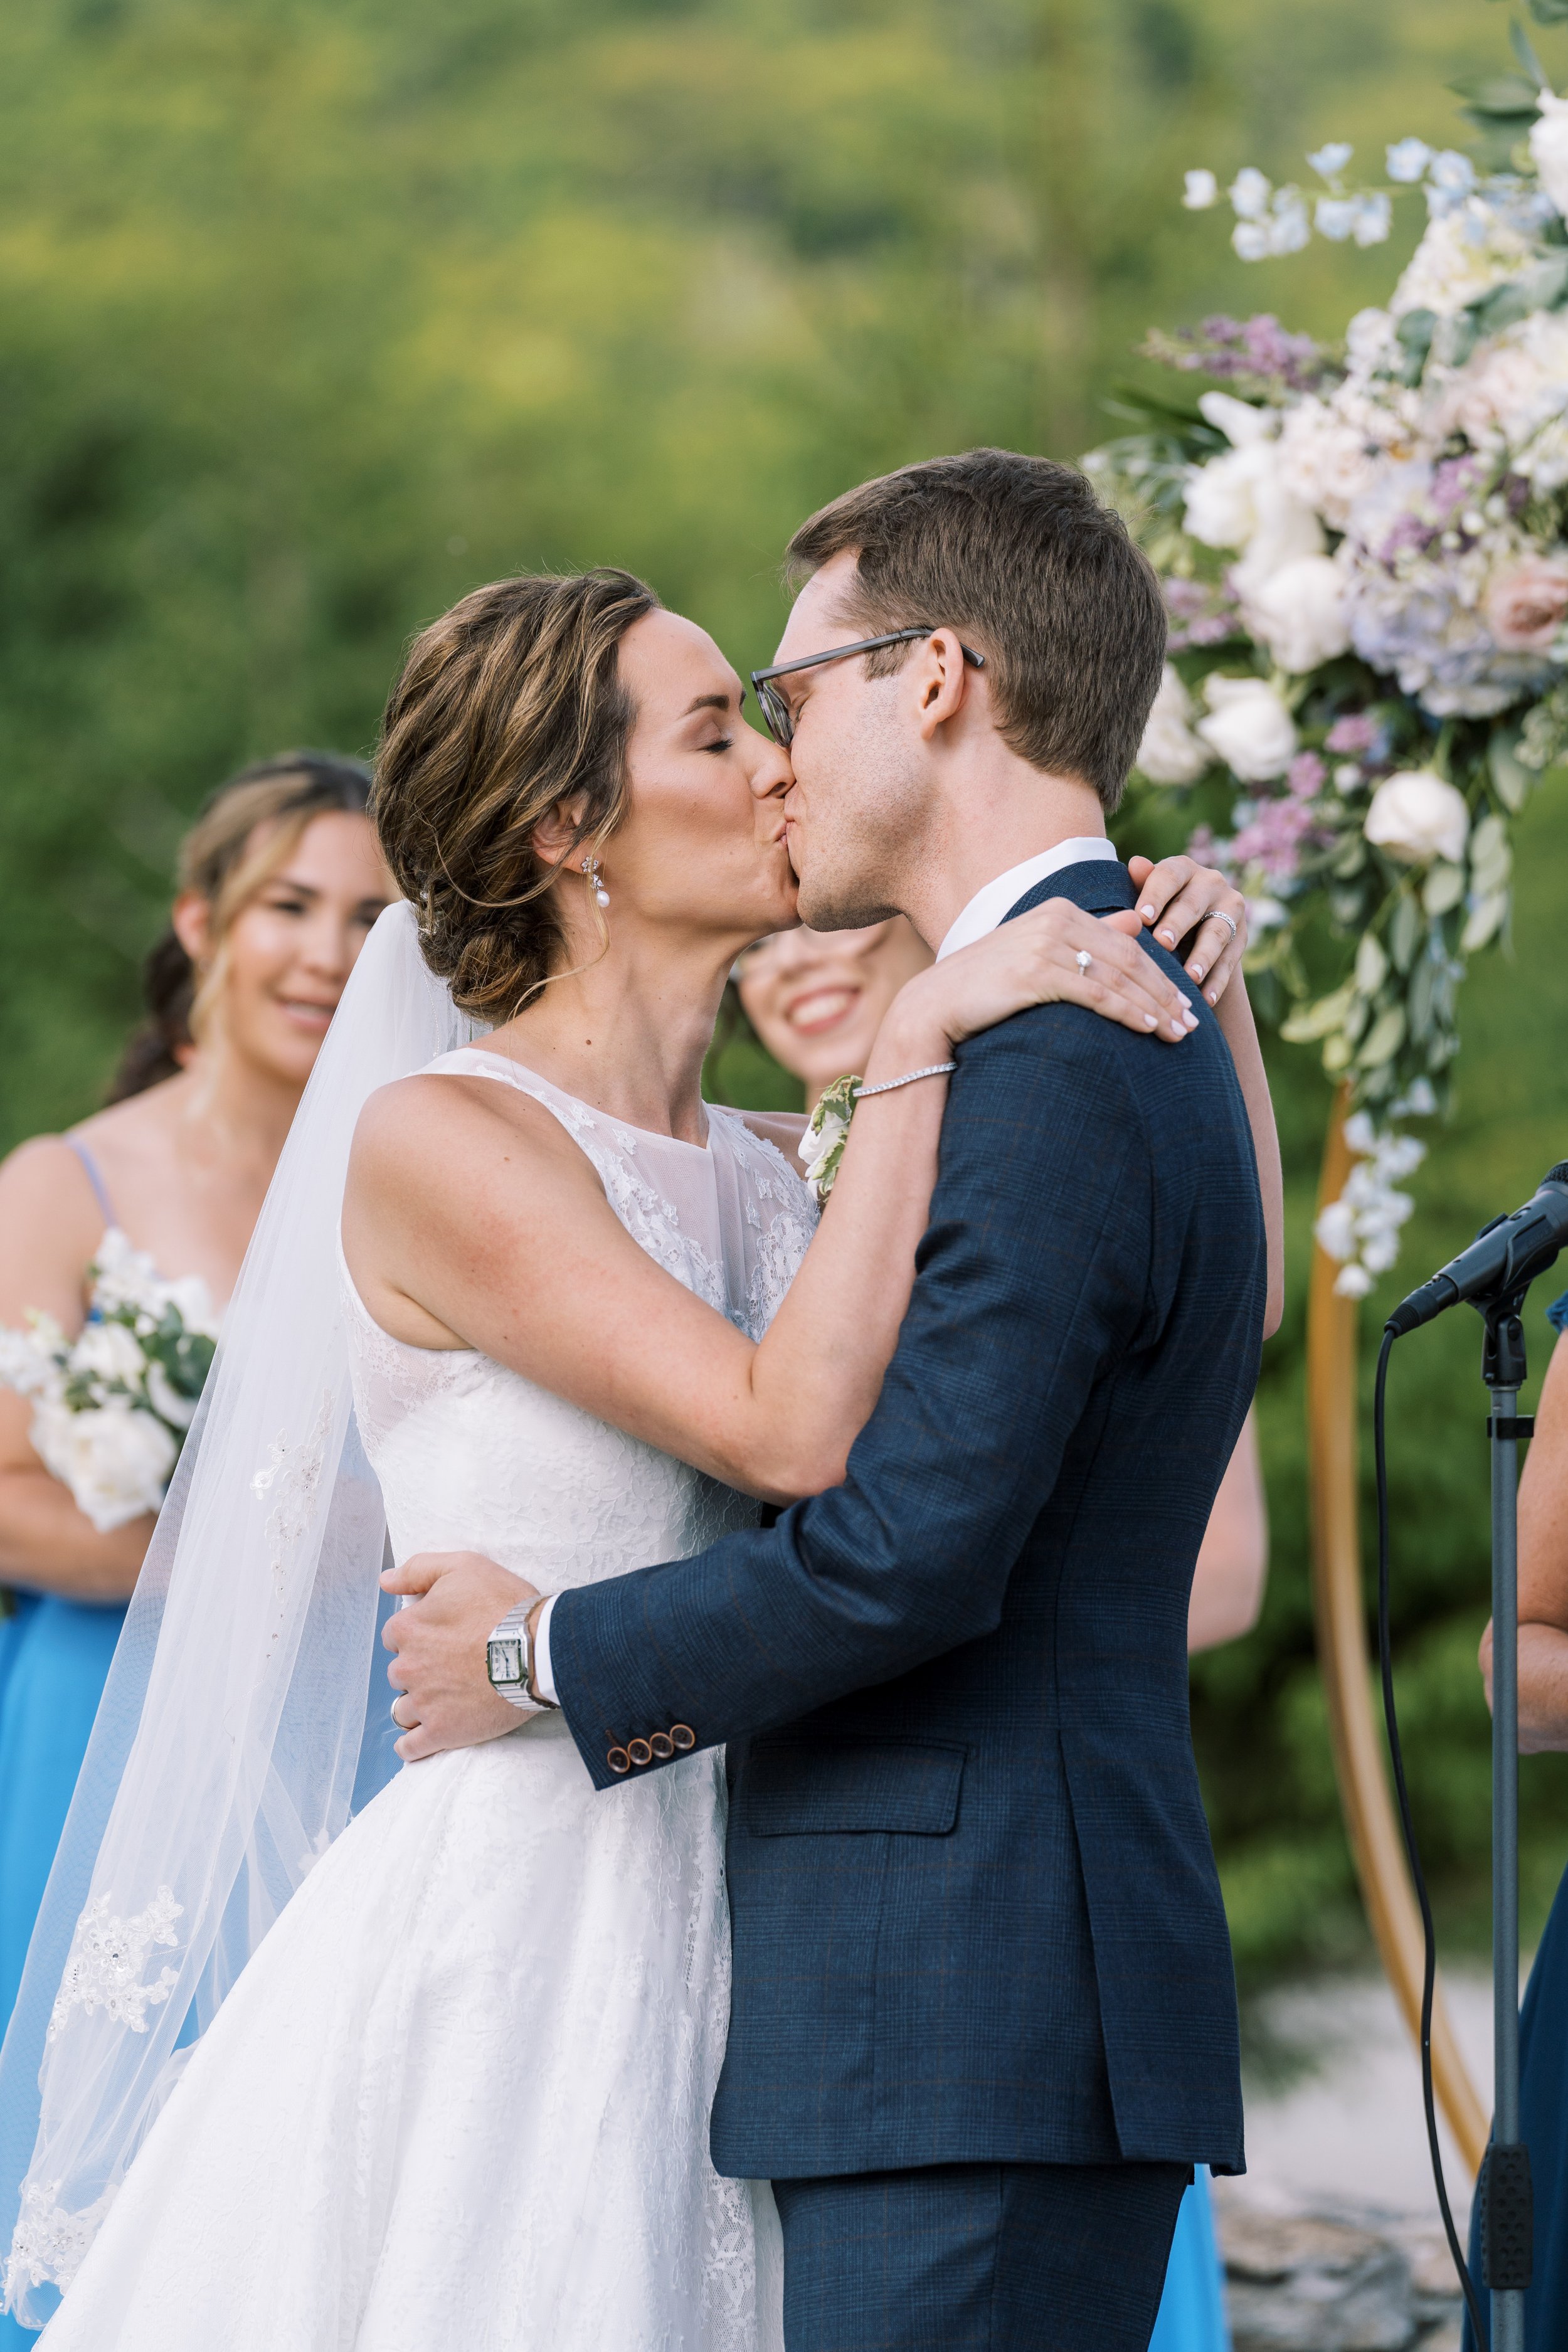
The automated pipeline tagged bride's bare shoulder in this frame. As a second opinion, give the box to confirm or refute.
[348,1066,593,1214]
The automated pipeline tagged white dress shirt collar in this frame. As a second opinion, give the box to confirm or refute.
[935,837,1118,962]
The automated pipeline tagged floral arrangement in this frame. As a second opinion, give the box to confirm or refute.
[798,1074,859,1206]
[1087,20,1568,1295]
[0,1231,219,1532]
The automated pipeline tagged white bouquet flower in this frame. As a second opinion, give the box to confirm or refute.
[0,1231,220,1532]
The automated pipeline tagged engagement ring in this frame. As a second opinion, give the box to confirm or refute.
[1075,949,1092,973]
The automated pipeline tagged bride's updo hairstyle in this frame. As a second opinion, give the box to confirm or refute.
[373,568,660,1019]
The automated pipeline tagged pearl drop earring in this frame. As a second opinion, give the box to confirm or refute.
[580,854,610,910]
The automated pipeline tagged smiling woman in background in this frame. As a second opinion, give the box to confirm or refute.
[0,755,393,2124]
[738,890,1269,2352]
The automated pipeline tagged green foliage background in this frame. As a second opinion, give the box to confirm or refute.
[4,0,1567,1975]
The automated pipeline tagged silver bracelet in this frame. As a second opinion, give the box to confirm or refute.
[856,1061,958,1099]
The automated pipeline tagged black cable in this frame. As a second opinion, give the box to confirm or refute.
[1375,1325,1490,2349]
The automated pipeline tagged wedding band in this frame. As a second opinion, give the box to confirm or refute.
[1207,909,1239,943]
[391,1697,413,1729]
[1075,948,1092,973]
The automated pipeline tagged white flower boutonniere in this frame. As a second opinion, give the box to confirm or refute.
[798,1074,861,1207]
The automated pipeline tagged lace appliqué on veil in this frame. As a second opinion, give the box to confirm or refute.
[251,1387,337,1597]
[48,1887,183,2043]
[4,2181,116,2297]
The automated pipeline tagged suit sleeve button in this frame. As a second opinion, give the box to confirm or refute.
[627,1738,654,1767]
[670,1724,696,1752]
[649,1731,674,1760]
[607,1746,632,1774]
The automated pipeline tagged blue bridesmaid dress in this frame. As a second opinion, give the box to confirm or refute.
[1461,1287,1568,2352]
[0,1144,129,2346]
[1150,2170,1231,2352]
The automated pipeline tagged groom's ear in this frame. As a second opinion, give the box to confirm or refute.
[914,628,978,743]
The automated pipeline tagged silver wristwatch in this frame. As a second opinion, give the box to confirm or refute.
[486,1600,557,1715]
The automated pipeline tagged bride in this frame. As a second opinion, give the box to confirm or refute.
[1,568,1249,2350]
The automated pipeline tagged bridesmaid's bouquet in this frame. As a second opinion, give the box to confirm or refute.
[0,1231,220,1531]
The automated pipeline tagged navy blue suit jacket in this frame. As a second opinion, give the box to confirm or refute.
[549,859,1266,2181]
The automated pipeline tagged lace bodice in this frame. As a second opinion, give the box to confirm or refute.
[342,1050,818,1596]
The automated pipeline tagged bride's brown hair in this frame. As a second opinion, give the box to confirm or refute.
[373,569,660,1020]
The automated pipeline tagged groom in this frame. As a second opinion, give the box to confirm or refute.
[391,450,1266,2349]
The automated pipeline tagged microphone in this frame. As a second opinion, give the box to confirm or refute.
[1385,1163,1568,1337]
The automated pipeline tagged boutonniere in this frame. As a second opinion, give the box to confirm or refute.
[798,1074,861,1207]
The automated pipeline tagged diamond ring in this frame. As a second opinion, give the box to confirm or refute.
[1075,948,1092,973]
[1207,909,1239,943]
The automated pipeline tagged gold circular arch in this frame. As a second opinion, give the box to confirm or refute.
[1308,1089,1488,2174]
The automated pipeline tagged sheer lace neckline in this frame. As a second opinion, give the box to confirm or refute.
[444,1047,714,1154]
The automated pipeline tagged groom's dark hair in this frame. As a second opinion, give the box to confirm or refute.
[785,450,1166,813]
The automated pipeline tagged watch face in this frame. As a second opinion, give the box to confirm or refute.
[487,1636,525,1688]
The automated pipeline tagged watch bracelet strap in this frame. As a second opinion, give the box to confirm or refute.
[487,1599,555,1713]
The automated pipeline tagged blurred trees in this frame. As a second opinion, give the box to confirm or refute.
[2,0,1565,1973]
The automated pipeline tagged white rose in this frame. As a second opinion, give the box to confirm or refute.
[1135,665,1210,785]
[1363,770,1470,866]
[72,1320,147,1387]
[1195,675,1299,781]
[1228,474,1328,605]
[1532,90,1568,221]
[1277,396,1378,527]
[1184,446,1268,550]
[30,1398,176,1532]
[1241,553,1352,675]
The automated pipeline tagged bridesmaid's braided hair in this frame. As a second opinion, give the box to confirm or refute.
[372,570,659,1021]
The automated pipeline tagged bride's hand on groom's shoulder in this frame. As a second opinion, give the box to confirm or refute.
[1125,853,1249,1007]
[381,1550,541,1761]
[892,898,1204,1060]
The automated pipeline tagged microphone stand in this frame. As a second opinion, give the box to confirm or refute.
[1478,1292,1534,2351]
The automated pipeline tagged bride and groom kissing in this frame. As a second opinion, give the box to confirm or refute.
[4,448,1281,2351]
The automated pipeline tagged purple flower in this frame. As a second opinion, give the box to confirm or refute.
[1325,713,1379,753]
[1228,792,1325,882]
[1376,511,1436,564]
[1185,824,1222,867]
[1431,455,1483,522]
[1287,751,1327,798]
[1242,313,1322,384]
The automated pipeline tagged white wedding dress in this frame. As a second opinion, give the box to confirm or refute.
[36,1051,815,2352]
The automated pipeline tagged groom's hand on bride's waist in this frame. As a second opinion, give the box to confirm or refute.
[381,1551,542,1761]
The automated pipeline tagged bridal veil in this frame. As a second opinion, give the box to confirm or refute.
[0,904,479,2325]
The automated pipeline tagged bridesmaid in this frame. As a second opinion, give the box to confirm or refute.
[0,753,393,2074]
[735,900,1270,2352]
[1467,1285,1568,2352]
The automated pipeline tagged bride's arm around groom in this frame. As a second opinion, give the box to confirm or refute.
[403,451,1279,2351]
